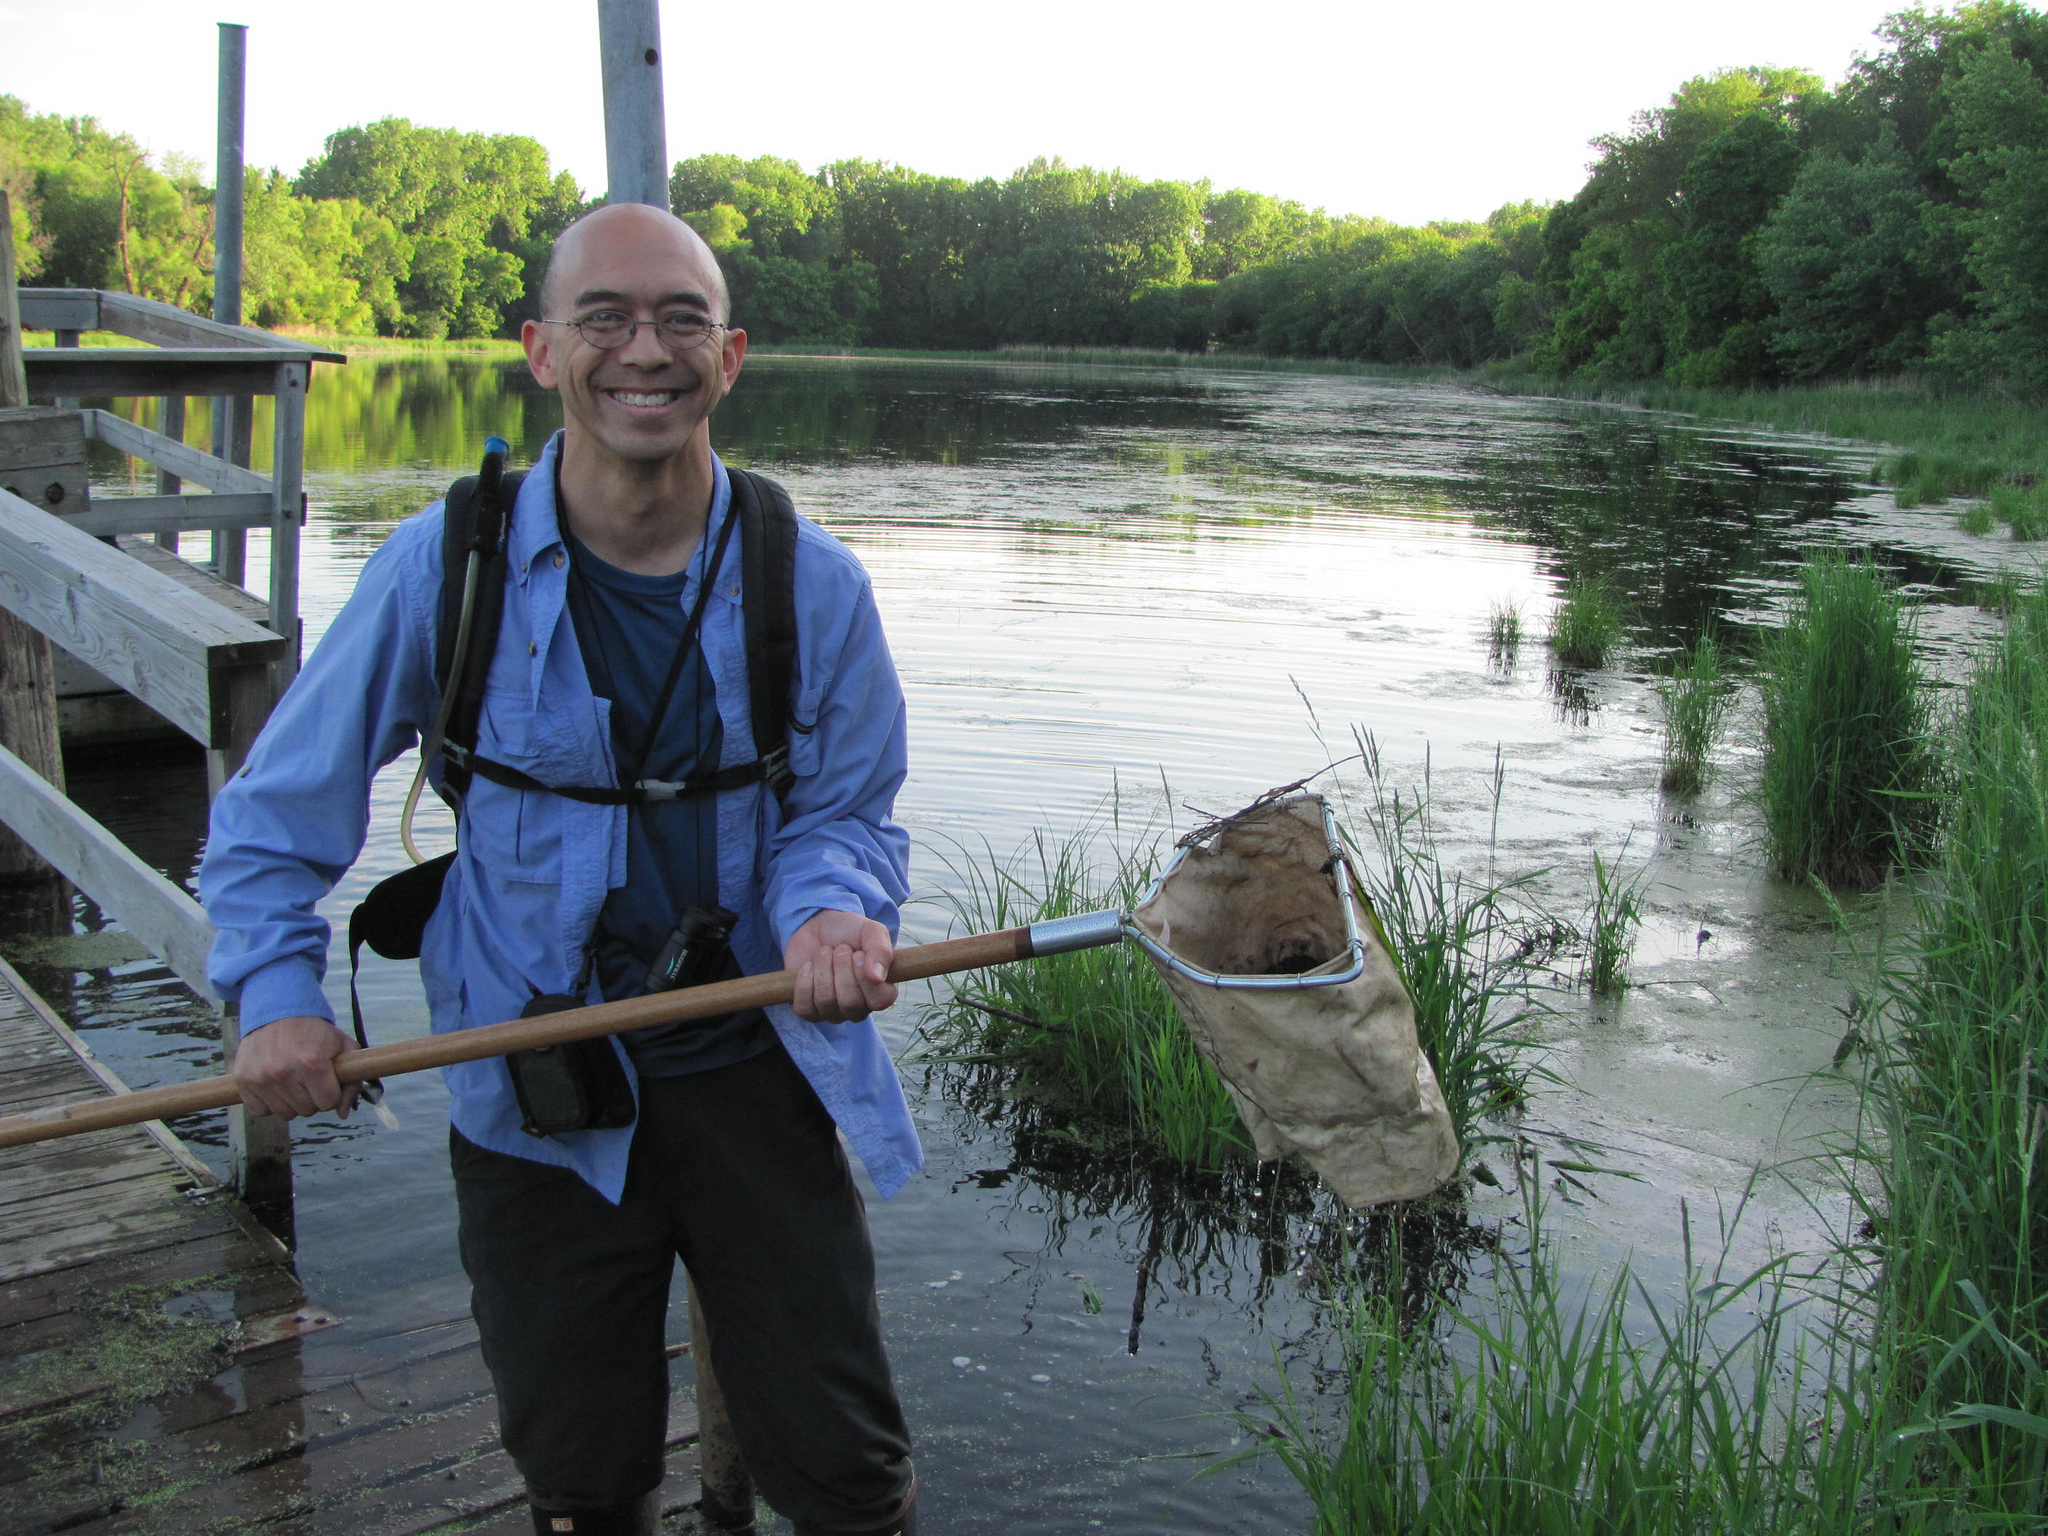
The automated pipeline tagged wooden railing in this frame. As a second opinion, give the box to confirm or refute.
[0,280,341,1213]
[16,287,341,663]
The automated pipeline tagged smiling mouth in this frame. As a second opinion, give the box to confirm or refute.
[602,387,686,410]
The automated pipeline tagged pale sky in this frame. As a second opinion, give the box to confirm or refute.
[5,0,1915,225]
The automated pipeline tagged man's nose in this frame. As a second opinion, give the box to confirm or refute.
[617,320,672,364]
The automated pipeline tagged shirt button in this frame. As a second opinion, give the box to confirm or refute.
[553,550,565,568]
[528,641,537,656]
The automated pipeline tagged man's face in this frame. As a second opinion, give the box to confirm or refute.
[522,213,746,467]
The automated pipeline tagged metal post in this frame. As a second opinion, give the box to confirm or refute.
[268,360,304,680]
[597,0,670,209]
[212,22,249,584]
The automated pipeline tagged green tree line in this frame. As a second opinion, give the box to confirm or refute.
[8,1,2048,387]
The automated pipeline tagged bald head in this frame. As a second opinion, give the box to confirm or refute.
[539,202,731,323]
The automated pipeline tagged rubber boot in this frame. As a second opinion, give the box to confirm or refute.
[526,1489,661,1536]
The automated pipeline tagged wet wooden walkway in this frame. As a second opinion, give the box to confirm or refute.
[0,961,712,1535]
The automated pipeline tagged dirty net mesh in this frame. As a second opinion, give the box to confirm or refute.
[1131,793,1460,1208]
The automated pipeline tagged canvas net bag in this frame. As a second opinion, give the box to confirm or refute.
[1129,792,1460,1207]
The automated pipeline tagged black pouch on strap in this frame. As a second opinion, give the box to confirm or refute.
[504,993,637,1137]
[348,851,457,1050]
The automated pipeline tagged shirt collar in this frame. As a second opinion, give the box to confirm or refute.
[513,431,733,581]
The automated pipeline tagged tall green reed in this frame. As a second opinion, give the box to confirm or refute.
[1585,848,1646,998]
[1547,576,1626,670]
[1486,598,1523,668]
[1757,551,1940,889]
[1659,633,1729,795]
[920,749,1557,1176]
[1330,735,1556,1156]
[1240,1180,1893,1536]
[914,813,1252,1174]
[1847,577,2048,1511]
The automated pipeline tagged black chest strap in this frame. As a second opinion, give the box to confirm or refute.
[445,464,802,808]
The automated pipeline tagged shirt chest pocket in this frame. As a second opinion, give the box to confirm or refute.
[464,686,567,880]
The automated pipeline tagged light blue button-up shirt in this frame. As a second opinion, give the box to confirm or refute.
[200,433,921,1202]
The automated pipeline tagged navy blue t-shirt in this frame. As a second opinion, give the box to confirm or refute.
[562,523,775,1078]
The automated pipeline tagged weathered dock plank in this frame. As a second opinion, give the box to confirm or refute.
[0,960,720,1535]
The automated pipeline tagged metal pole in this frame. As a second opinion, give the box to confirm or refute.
[214,24,245,333]
[212,22,248,581]
[597,0,670,208]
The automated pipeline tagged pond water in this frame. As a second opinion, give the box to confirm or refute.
[23,356,2022,1533]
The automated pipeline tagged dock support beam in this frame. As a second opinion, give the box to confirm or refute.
[598,0,670,209]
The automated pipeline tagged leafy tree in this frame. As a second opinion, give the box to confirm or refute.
[1660,113,1803,384]
[1536,67,1822,379]
[296,118,565,336]
[1196,190,1321,280]
[1758,132,1938,377]
[672,154,836,263]
[1923,38,2048,383]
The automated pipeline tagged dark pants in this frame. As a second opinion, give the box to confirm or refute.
[452,1044,914,1529]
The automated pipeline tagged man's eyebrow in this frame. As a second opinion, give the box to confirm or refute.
[571,288,713,311]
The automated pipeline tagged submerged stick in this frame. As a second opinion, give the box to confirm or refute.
[0,920,1125,1151]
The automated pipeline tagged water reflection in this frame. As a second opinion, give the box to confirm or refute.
[931,1060,1498,1341]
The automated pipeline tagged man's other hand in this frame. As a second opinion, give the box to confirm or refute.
[785,911,897,1024]
[233,1015,359,1120]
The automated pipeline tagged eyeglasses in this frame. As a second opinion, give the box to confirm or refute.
[539,311,727,350]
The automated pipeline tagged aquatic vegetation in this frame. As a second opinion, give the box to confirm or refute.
[1485,598,1522,667]
[1545,576,1625,670]
[1658,633,1729,795]
[1239,1182,1900,1536]
[914,817,1250,1175]
[1883,449,2003,508]
[1330,737,1557,1156]
[918,755,1556,1178]
[1849,576,2048,1511]
[1990,482,2048,541]
[1957,499,1999,536]
[1583,848,1646,998]
[1757,551,1940,888]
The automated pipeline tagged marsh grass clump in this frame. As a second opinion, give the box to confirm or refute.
[1991,481,2048,540]
[1546,576,1625,670]
[1583,849,1646,997]
[1485,598,1523,667]
[1658,633,1729,794]
[915,818,1251,1174]
[1853,578,2048,1506]
[1957,499,1998,536]
[1884,450,2003,506]
[922,751,1557,1177]
[1241,1184,1896,1536]
[1757,551,1940,888]
[1332,737,1555,1154]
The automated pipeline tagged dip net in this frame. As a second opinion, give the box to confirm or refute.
[1129,792,1460,1208]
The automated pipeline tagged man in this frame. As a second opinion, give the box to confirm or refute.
[199,204,921,1536]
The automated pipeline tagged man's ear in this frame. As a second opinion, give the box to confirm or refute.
[720,327,748,390]
[522,318,557,389]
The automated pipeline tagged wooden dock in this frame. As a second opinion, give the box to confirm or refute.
[0,961,717,1536]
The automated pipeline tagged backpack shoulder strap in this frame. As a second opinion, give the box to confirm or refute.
[437,476,481,698]
[434,467,525,797]
[728,466,801,803]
